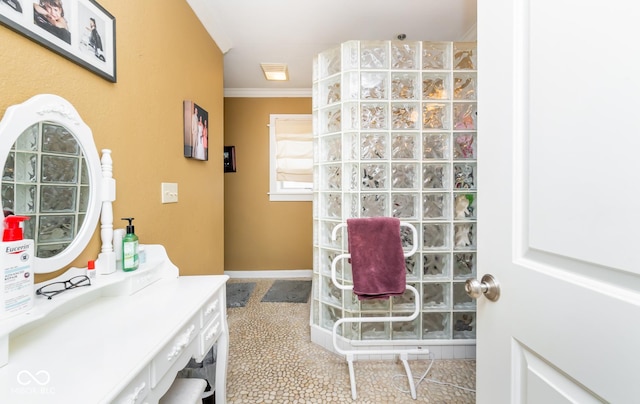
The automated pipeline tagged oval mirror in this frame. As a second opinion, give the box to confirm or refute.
[0,95,103,274]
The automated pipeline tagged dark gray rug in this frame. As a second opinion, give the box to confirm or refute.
[261,280,312,303]
[226,282,256,308]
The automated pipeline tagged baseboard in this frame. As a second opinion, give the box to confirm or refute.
[224,269,312,279]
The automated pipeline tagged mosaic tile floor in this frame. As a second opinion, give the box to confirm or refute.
[226,279,476,403]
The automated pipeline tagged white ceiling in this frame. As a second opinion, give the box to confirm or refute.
[186,0,477,95]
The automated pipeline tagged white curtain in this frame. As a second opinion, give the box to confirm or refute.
[275,118,313,183]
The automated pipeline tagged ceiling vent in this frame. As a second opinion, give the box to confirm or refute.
[260,63,289,81]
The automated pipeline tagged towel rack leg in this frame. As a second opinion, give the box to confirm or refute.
[346,353,357,400]
[400,353,417,400]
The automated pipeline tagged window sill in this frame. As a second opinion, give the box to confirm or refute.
[268,192,312,202]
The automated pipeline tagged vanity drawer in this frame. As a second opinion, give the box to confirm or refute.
[112,365,151,404]
[200,312,222,357]
[151,314,199,388]
[201,288,224,328]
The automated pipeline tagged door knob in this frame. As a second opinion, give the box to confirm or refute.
[465,274,500,302]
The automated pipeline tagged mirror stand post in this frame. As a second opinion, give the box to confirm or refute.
[97,149,116,275]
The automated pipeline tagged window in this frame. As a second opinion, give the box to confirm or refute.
[269,114,313,201]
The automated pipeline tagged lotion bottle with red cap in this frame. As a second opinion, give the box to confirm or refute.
[0,216,34,320]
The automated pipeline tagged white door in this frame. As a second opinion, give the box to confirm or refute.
[476,0,640,402]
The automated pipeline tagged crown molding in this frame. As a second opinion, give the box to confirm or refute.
[224,88,312,98]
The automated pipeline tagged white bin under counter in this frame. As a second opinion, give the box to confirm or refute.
[0,272,229,404]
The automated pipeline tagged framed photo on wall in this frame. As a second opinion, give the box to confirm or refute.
[183,100,209,161]
[224,146,236,173]
[0,0,116,82]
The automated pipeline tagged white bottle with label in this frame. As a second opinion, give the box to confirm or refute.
[0,216,34,320]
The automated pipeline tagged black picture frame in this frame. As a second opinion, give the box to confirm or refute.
[224,146,236,173]
[0,0,116,82]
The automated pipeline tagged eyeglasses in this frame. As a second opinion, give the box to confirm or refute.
[35,275,91,300]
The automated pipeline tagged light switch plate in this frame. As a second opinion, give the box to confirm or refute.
[161,182,178,203]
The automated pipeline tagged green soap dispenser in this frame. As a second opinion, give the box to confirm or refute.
[121,217,139,272]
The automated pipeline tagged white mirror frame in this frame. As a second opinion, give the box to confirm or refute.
[0,94,114,274]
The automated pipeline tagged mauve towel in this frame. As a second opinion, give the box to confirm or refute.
[347,217,406,300]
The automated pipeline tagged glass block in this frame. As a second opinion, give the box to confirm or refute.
[15,123,39,151]
[391,133,418,159]
[322,193,342,218]
[320,221,342,249]
[342,71,360,101]
[42,123,79,155]
[453,42,477,70]
[343,132,359,161]
[37,243,69,258]
[312,296,319,325]
[361,133,387,159]
[453,72,477,100]
[361,194,387,217]
[321,107,341,134]
[360,41,388,69]
[423,193,450,219]
[454,222,477,250]
[422,312,451,339]
[422,163,449,189]
[361,298,390,311]
[392,41,418,68]
[42,155,79,183]
[1,184,14,213]
[361,164,387,189]
[321,135,342,162]
[453,252,476,279]
[14,184,36,214]
[318,46,341,78]
[423,282,449,309]
[79,185,90,212]
[341,40,360,71]
[343,312,360,340]
[321,275,343,307]
[454,163,476,189]
[405,255,418,280]
[321,164,341,191]
[361,72,387,99]
[361,103,387,130]
[391,72,419,100]
[38,215,75,242]
[312,83,318,110]
[392,193,418,219]
[321,304,342,331]
[422,103,450,129]
[453,102,477,130]
[453,133,476,159]
[15,153,38,182]
[361,317,390,340]
[392,284,419,311]
[22,215,35,240]
[320,76,341,106]
[345,163,359,191]
[423,253,450,279]
[423,133,449,159]
[400,224,417,249]
[391,164,418,189]
[392,317,420,340]
[423,223,449,249]
[345,193,359,218]
[453,282,476,310]
[453,192,476,220]
[422,73,450,100]
[453,312,476,339]
[3,151,14,181]
[422,42,450,69]
[391,103,419,129]
[40,186,77,212]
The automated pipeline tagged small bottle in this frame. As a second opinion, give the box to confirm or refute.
[121,218,139,272]
[87,260,96,279]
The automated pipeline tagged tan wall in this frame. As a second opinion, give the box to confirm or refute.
[0,1,225,281]
[223,97,312,271]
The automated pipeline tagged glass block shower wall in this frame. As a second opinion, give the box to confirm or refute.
[311,41,478,359]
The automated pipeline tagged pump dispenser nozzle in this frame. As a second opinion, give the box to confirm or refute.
[3,216,30,241]
[121,217,135,234]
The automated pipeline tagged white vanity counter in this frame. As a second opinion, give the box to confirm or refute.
[0,246,229,404]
